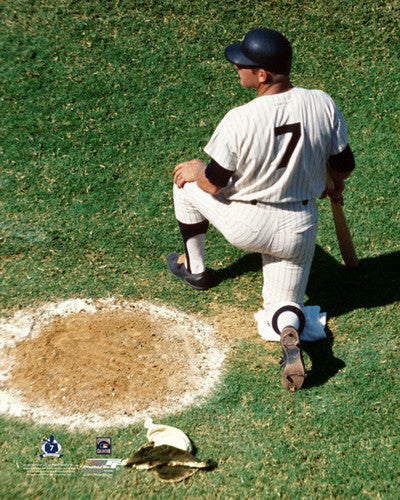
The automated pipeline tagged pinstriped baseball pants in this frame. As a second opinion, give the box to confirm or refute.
[173,183,318,319]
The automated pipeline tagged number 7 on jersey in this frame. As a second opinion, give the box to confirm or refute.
[274,122,301,169]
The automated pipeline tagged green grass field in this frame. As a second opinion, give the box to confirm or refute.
[1,0,400,498]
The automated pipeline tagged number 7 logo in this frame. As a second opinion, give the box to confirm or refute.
[274,122,301,169]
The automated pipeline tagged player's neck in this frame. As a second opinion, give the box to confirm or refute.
[257,78,293,97]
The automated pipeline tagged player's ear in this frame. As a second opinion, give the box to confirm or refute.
[258,69,271,84]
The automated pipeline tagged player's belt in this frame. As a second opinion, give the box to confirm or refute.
[249,200,309,206]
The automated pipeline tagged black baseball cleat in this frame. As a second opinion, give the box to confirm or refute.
[280,326,305,391]
[167,252,209,290]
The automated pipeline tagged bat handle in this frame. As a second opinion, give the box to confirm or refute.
[326,167,359,268]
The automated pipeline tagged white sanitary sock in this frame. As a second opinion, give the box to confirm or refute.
[185,234,206,274]
[276,310,300,333]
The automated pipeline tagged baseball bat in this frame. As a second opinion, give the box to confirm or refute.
[326,168,359,268]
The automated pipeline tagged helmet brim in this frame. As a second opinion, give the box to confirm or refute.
[224,43,260,67]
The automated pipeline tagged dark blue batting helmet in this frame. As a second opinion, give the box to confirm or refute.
[225,28,292,75]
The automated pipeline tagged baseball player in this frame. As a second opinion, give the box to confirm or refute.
[167,28,355,391]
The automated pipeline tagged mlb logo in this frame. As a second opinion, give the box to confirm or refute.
[96,437,112,455]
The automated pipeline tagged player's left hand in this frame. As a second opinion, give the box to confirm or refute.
[173,159,206,188]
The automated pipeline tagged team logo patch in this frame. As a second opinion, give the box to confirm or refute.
[40,435,63,458]
[96,437,112,455]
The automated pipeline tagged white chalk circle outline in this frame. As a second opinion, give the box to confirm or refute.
[0,298,227,430]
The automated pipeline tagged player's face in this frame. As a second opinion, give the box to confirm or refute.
[234,65,260,89]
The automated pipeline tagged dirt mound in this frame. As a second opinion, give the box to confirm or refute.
[0,299,227,429]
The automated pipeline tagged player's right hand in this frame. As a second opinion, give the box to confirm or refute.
[173,159,204,188]
[320,179,345,205]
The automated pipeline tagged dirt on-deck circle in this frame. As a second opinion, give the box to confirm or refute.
[0,299,228,429]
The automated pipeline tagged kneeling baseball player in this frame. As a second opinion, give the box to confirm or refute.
[167,28,355,391]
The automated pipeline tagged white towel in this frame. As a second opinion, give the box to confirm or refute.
[254,306,327,342]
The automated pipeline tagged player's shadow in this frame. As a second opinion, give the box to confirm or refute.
[303,247,400,388]
[210,246,400,315]
[208,253,261,287]
[209,246,400,388]
[301,328,346,389]
[306,246,400,316]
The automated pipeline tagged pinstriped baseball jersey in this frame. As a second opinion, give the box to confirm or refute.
[204,87,348,203]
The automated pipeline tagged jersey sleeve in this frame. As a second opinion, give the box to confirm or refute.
[203,111,238,172]
[329,99,349,156]
[205,159,233,187]
[329,144,355,173]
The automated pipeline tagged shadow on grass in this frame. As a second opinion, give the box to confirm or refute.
[302,326,346,389]
[207,247,400,387]
[209,246,400,316]
[307,247,400,316]
[208,253,261,288]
